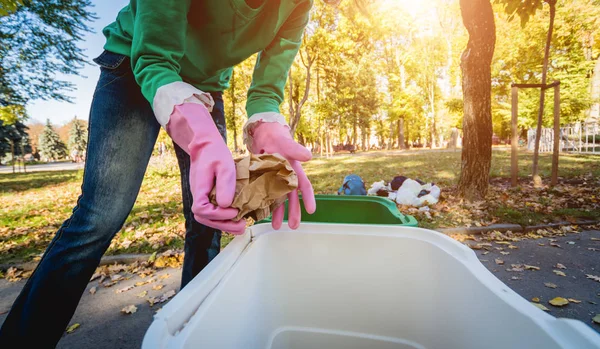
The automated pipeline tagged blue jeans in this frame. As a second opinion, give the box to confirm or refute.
[0,51,225,347]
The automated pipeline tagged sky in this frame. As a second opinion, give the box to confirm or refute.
[26,0,129,126]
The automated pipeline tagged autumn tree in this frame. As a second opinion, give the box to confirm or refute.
[457,0,496,200]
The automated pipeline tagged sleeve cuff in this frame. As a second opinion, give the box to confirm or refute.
[242,112,289,151]
[153,81,215,127]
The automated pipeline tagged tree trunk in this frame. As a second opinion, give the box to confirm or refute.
[352,117,358,146]
[587,56,600,124]
[457,0,496,200]
[290,49,314,135]
[11,140,15,174]
[532,0,557,185]
[398,119,405,149]
[231,68,239,152]
[429,87,437,149]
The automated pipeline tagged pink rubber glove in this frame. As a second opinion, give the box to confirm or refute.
[166,103,246,234]
[249,122,316,230]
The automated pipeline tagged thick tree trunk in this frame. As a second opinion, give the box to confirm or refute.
[457,0,496,200]
[398,119,405,149]
[532,0,556,185]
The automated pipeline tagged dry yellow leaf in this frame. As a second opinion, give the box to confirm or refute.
[532,297,540,302]
[591,238,600,241]
[500,251,510,255]
[116,285,135,294]
[549,297,569,307]
[136,290,148,298]
[152,284,164,291]
[525,265,540,271]
[495,242,511,245]
[544,282,557,289]
[66,323,80,334]
[553,270,566,277]
[159,274,171,280]
[121,305,138,314]
[508,245,518,250]
[495,259,504,265]
[555,263,566,269]
[531,302,549,311]
[567,298,581,304]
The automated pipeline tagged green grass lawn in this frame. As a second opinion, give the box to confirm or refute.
[1,150,598,265]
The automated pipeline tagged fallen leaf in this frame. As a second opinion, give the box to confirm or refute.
[538,243,545,246]
[116,285,135,294]
[102,281,118,288]
[159,274,171,280]
[136,291,148,298]
[593,314,600,324]
[495,241,511,245]
[66,323,80,334]
[111,274,123,281]
[591,238,600,241]
[566,241,575,245]
[500,251,510,255]
[567,298,581,304]
[550,243,561,248]
[553,270,567,277]
[549,297,569,307]
[532,297,540,302]
[586,274,600,282]
[158,290,176,303]
[544,282,558,289]
[525,265,540,271]
[121,305,138,314]
[555,263,566,269]
[508,245,518,250]
[482,251,490,255]
[148,290,177,307]
[148,252,158,263]
[152,284,164,291]
[90,273,102,282]
[511,276,521,280]
[147,297,158,307]
[532,302,549,311]
[495,259,504,265]
[589,248,599,252]
[590,301,598,305]
[89,287,97,295]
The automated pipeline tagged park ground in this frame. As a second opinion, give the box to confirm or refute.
[0,149,599,347]
[1,149,599,265]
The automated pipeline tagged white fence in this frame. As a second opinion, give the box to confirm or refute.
[527,122,600,154]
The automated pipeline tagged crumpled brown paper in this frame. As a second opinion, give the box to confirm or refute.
[209,153,298,222]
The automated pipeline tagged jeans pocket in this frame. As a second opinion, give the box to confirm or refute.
[93,51,131,92]
[93,50,130,77]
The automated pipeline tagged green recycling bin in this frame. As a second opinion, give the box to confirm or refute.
[259,194,418,226]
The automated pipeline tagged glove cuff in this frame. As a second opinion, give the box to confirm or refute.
[154,81,214,127]
[243,112,289,151]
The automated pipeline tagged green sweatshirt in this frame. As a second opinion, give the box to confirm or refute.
[102,0,312,123]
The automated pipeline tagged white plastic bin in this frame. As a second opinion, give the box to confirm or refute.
[143,224,600,349]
